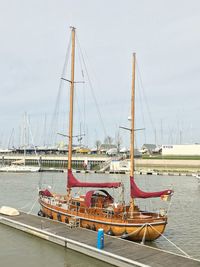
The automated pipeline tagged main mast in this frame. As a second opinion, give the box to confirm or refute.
[130,53,135,177]
[68,27,76,170]
[129,53,136,217]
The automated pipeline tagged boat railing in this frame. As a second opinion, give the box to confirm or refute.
[64,201,164,221]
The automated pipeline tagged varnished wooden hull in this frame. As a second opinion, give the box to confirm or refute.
[39,199,167,241]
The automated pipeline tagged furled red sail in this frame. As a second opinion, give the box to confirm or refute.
[67,169,121,188]
[130,176,173,198]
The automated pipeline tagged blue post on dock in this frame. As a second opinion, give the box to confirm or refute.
[97,228,104,249]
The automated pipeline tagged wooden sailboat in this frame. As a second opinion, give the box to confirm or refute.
[38,27,173,241]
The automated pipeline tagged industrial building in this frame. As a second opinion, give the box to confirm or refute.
[162,144,200,156]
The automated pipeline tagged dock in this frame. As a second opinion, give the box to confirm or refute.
[1,154,200,175]
[0,212,199,267]
[0,154,109,170]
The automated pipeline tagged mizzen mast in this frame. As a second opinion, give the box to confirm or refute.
[68,27,76,171]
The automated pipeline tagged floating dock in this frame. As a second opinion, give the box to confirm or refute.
[0,212,199,267]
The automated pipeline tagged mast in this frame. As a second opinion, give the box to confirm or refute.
[68,27,76,170]
[24,112,27,166]
[130,53,136,177]
[129,53,136,217]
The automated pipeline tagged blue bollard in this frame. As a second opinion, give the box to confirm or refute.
[97,228,104,249]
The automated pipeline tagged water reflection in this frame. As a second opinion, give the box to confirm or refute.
[0,224,113,267]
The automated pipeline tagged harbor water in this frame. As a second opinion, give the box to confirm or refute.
[0,172,200,266]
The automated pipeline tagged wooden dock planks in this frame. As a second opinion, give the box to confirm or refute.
[0,212,199,267]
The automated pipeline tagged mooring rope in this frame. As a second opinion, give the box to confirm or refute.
[141,224,147,245]
[18,190,39,213]
[105,220,191,259]
[27,196,39,215]
[107,223,146,239]
[148,223,191,258]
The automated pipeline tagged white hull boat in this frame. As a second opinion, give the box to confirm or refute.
[0,165,40,172]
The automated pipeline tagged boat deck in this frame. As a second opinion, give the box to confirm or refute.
[0,212,199,267]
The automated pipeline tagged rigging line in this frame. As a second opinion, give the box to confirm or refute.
[136,61,156,136]
[76,33,107,138]
[49,34,72,145]
[77,38,86,141]
[73,44,86,135]
[136,67,147,143]
[74,84,83,136]
[61,33,72,80]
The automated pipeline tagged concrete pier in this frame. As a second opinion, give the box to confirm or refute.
[0,212,199,267]
[1,154,200,174]
[0,154,108,171]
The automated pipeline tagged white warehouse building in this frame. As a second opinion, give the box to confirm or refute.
[162,144,200,156]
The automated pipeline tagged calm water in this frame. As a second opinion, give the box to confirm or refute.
[0,171,200,265]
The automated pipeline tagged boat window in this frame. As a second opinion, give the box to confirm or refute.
[72,201,80,206]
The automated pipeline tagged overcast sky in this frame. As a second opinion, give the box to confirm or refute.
[0,0,200,148]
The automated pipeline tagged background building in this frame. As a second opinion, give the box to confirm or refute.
[162,144,200,156]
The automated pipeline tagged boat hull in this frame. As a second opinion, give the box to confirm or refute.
[39,200,167,241]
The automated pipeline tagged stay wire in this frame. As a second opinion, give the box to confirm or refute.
[76,33,107,138]
[73,41,86,141]
[136,61,156,139]
[49,34,72,145]
[136,62,147,143]
[77,38,86,142]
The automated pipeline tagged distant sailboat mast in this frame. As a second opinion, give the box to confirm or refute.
[23,112,27,166]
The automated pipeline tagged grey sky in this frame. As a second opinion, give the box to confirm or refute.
[0,0,200,148]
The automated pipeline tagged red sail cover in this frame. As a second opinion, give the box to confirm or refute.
[39,189,53,197]
[85,190,113,207]
[130,176,173,198]
[67,169,121,188]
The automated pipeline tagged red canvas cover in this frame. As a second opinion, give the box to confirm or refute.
[130,176,173,198]
[85,189,113,207]
[67,169,121,188]
[39,189,53,197]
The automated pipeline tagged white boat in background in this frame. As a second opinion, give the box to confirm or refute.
[195,174,200,182]
[0,151,40,173]
[0,156,40,173]
[0,113,41,173]
[0,164,40,172]
[110,159,130,172]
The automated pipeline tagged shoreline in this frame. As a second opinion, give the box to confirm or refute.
[0,154,200,175]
